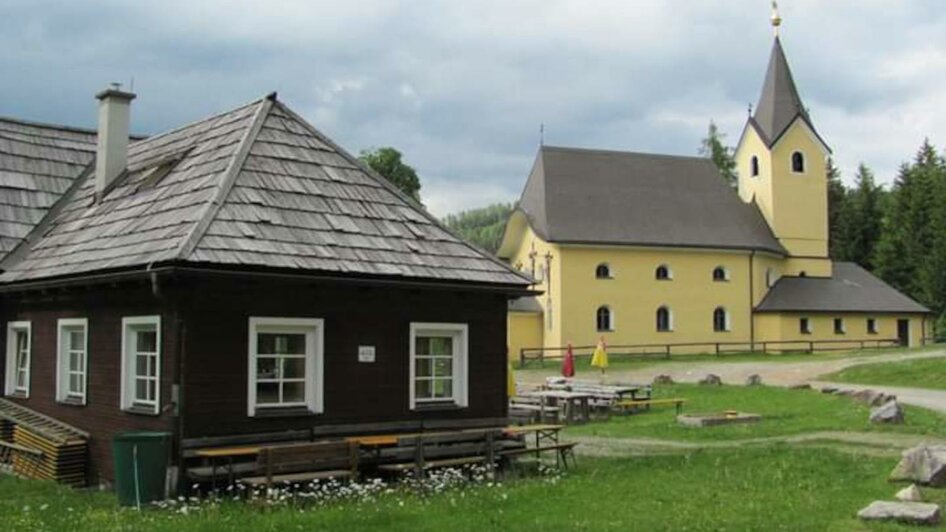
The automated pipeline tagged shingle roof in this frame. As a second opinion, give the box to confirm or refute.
[750,37,827,150]
[0,118,98,255]
[756,262,930,314]
[515,146,786,254]
[0,95,530,288]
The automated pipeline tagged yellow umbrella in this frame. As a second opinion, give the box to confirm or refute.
[590,337,609,380]
[507,362,517,397]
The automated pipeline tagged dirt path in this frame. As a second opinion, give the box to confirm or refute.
[567,431,946,458]
[520,348,946,387]
[810,381,946,414]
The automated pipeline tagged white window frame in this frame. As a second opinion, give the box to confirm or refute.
[656,306,674,332]
[834,317,846,335]
[596,306,614,332]
[247,317,324,417]
[790,150,806,174]
[409,322,469,410]
[56,318,89,405]
[800,317,812,335]
[4,321,31,397]
[713,307,731,332]
[120,316,161,414]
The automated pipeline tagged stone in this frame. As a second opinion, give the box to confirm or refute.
[834,389,854,397]
[870,401,905,424]
[788,383,811,390]
[698,374,722,386]
[896,484,924,502]
[890,445,946,486]
[872,393,896,406]
[820,386,838,394]
[852,389,882,405]
[745,374,762,386]
[857,501,940,525]
[652,374,674,385]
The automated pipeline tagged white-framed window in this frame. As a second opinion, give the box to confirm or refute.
[655,264,672,280]
[791,151,806,173]
[712,266,730,282]
[595,263,612,279]
[247,317,324,416]
[800,317,812,335]
[57,318,88,404]
[867,318,878,335]
[656,306,673,332]
[834,318,846,335]
[4,321,31,397]
[409,323,468,410]
[121,316,161,414]
[713,307,730,332]
[596,306,614,332]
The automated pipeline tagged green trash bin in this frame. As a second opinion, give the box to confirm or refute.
[112,431,171,507]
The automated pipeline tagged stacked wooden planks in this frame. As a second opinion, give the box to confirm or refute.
[0,399,89,487]
[0,419,13,442]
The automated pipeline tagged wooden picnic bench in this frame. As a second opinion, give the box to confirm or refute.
[241,441,359,487]
[377,429,509,476]
[500,424,577,469]
[615,398,687,415]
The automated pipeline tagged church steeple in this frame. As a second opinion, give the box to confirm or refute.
[751,37,814,147]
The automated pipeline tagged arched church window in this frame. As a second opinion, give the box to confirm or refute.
[713,307,729,332]
[750,156,760,177]
[655,265,672,280]
[712,266,729,282]
[596,306,613,332]
[595,263,612,279]
[656,306,672,332]
[791,151,805,173]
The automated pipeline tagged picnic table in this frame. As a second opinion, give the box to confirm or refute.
[519,390,593,424]
[500,424,575,468]
[193,445,262,486]
[544,378,652,407]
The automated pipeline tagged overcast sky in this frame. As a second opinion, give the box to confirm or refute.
[3,0,945,216]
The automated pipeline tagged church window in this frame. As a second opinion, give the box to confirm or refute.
[712,266,729,282]
[595,263,612,279]
[791,151,805,173]
[713,307,729,332]
[656,306,672,332]
[750,156,760,177]
[596,306,613,332]
[834,318,845,334]
[655,265,672,280]
[765,268,776,288]
[799,318,812,335]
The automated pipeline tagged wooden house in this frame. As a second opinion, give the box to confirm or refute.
[0,89,531,484]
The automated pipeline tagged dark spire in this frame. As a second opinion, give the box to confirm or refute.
[751,37,818,147]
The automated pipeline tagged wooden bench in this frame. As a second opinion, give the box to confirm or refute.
[377,430,506,476]
[241,441,359,487]
[499,442,578,469]
[509,397,562,423]
[615,398,687,415]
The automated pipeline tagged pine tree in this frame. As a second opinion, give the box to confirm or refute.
[835,164,883,267]
[442,203,514,253]
[826,158,847,260]
[699,121,737,187]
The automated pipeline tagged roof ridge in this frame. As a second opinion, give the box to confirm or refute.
[128,97,265,148]
[542,145,712,163]
[273,101,533,285]
[174,96,274,261]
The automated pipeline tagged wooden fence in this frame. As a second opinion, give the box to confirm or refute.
[518,338,906,368]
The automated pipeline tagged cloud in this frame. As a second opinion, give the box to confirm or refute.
[2,0,945,212]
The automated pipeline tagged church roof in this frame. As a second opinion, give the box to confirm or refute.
[0,94,530,288]
[514,146,786,254]
[750,37,828,150]
[756,262,930,314]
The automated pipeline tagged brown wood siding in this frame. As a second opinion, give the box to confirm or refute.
[176,277,509,439]
[0,284,176,483]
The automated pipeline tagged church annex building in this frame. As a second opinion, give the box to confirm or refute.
[499,32,932,360]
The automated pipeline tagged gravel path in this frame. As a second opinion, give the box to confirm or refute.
[809,381,946,414]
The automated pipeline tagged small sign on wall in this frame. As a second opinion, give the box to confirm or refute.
[358,345,376,363]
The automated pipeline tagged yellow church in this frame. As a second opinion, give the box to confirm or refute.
[498,19,932,362]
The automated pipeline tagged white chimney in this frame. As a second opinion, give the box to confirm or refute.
[95,84,136,195]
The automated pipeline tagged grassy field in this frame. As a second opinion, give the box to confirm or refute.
[822,356,946,390]
[2,447,942,531]
[567,383,946,441]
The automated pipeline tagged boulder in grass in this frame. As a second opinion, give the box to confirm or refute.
[820,386,838,394]
[788,383,811,390]
[873,393,897,407]
[857,501,940,526]
[890,445,946,486]
[870,401,905,424]
[652,374,675,385]
[745,374,762,386]
[851,389,881,405]
[896,484,923,502]
[698,374,722,386]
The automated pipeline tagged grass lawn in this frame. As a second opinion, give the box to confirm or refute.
[821,356,946,390]
[2,447,943,531]
[567,383,946,442]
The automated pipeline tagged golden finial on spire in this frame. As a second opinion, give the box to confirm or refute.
[770,1,782,36]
